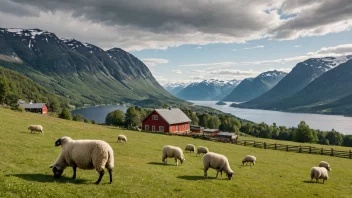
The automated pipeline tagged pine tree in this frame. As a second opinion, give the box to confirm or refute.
[0,75,10,105]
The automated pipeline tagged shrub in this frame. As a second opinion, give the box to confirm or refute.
[17,106,25,112]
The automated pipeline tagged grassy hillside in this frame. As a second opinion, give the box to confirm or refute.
[0,108,351,198]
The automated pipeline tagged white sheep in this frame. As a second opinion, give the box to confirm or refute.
[242,155,256,166]
[196,146,209,156]
[28,125,44,135]
[49,136,114,184]
[162,145,185,166]
[319,161,332,172]
[203,152,234,180]
[310,167,329,184]
[185,144,195,153]
[117,135,127,143]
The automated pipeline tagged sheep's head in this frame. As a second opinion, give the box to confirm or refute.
[227,171,234,180]
[180,157,185,164]
[50,164,64,178]
[55,136,72,146]
[328,166,332,172]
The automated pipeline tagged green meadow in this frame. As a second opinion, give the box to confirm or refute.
[0,108,351,198]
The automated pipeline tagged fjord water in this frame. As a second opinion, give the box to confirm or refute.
[71,105,128,124]
[190,100,352,134]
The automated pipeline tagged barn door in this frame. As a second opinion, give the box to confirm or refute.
[152,125,155,132]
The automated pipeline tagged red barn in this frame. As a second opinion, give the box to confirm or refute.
[142,108,191,134]
[20,103,48,114]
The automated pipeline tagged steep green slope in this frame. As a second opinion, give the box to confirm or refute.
[223,71,286,102]
[235,57,352,109]
[273,59,352,114]
[0,28,182,107]
[0,66,64,108]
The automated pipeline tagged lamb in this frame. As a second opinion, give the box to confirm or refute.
[310,167,329,184]
[319,161,332,172]
[49,136,114,184]
[196,146,209,156]
[162,145,185,166]
[242,155,256,166]
[203,152,234,180]
[28,125,44,135]
[185,144,195,153]
[117,135,127,143]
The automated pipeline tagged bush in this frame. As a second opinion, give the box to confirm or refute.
[73,114,84,122]
[17,106,25,112]
[59,107,72,120]
[91,120,96,124]
[84,118,91,123]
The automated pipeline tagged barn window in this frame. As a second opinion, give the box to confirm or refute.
[152,115,158,120]
[145,125,149,130]
[159,126,164,132]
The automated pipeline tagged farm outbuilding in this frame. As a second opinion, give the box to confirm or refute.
[203,128,220,137]
[142,108,191,134]
[19,103,48,114]
[216,132,238,143]
[190,125,204,133]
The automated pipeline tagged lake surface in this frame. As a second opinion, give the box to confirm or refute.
[71,105,128,124]
[190,100,352,134]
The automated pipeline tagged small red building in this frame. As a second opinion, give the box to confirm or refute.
[142,108,191,133]
[20,103,48,114]
[190,125,204,133]
[203,129,220,137]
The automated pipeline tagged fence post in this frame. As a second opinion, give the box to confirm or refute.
[309,146,312,154]
[299,146,302,153]
[321,148,324,155]
[254,141,256,147]
[274,143,277,150]
[330,148,334,156]
[350,150,352,159]
[286,145,288,152]
[244,140,247,146]
[264,142,267,149]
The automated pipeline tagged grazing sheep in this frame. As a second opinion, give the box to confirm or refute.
[49,136,114,184]
[185,144,195,153]
[196,146,209,156]
[310,167,329,184]
[203,152,234,180]
[242,155,256,166]
[28,125,44,135]
[117,135,127,143]
[162,145,185,166]
[319,161,332,172]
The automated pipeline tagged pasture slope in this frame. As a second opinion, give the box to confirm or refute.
[0,108,351,198]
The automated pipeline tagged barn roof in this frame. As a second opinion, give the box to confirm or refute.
[204,129,219,133]
[217,132,235,136]
[20,103,46,109]
[153,108,191,124]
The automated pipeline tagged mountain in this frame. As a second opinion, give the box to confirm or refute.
[163,82,189,96]
[269,59,352,115]
[176,79,240,101]
[0,66,64,108]
[235,56,352,109]
[223,70,286,102]
[0,28,182,107]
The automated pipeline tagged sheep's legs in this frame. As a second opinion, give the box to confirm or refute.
[72,165,77,179]
[94,170,105,184]
[204,168,208,178]
[175,158,178,166]
[108,168,113,184]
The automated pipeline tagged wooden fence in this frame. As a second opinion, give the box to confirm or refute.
[236,140,352,159]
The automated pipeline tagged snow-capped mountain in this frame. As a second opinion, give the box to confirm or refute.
[163,82,189,96]
[235,55,352,109]
[223,70,287,102]
[176,79,241,101]
[0,28,180,106]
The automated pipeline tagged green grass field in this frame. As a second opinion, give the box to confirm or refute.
[0,108,351,198]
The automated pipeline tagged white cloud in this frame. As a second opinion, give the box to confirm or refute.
[180,61,237,67]
[210,69,261,76]
[307,44,352,57]
[141,58,169,67]
[195,46,202,50]
[243,45,264,50]
[172,70,183,74]
[191,76,204,80]
[294,45,301,48]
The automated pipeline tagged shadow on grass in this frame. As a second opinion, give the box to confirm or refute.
[177,175,216,181]
[303,180,322,184]
[147,162,168,166]
[6,174,89,184]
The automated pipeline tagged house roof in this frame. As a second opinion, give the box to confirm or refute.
[151,108,191,124]
[204,129,219,133]
[191,125,204,130]
[20,103,46,109]
[217,132,236,136]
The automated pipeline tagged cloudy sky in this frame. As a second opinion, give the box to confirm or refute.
[1,0,352,85]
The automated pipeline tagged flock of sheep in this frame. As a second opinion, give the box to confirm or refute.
[28,125,332,184]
